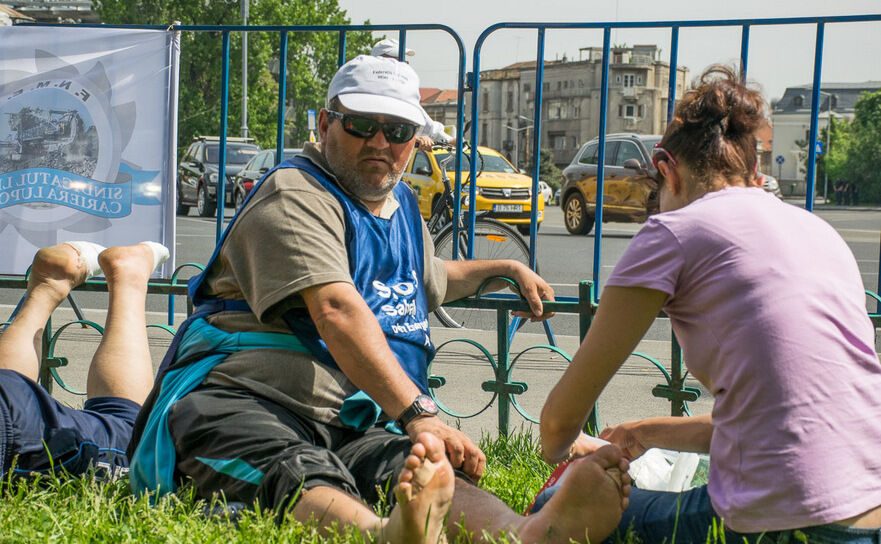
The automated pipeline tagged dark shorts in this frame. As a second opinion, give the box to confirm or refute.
[0,369,140,479]
[168,385,417,512]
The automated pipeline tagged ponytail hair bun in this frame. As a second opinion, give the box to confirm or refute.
[661,65,768,188]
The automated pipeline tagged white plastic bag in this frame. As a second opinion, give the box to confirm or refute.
[628,448,701,492]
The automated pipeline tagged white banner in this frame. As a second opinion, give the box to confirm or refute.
[0,26,179,276]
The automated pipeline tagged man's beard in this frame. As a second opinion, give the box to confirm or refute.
[325,145,403,202]
[335,167,401,202]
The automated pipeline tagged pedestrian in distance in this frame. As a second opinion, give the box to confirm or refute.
[371,38,454,150]
[538,65,881,543]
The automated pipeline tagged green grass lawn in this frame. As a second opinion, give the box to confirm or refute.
[0,433,718,544]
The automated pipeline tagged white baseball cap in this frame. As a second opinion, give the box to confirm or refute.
[327,55,425,126]
[371,38,415,58]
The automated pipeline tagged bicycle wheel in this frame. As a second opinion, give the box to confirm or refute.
[433,217,534,329]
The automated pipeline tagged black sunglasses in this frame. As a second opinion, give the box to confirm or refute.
[326,110,418,144]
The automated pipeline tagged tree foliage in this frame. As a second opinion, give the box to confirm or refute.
[528,148,562,189]
[95,0,373,153]
[825,90,881,203]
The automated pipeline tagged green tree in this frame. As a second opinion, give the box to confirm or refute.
[95,0,373,153]
[825,90,881,203]
[528,148,562,189]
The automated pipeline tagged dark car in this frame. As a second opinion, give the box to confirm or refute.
[177,136,261,217]
[231,148,303,210]
[559,133,662,234]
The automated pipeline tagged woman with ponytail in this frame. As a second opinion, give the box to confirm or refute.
[539,66,881,543]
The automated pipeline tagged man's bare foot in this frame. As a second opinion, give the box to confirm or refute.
[98,243,166,286]
[519,445,631,543]
[26,243,90,303]
[382,432,454,544]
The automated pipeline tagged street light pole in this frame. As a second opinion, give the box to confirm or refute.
[241,0,249,139]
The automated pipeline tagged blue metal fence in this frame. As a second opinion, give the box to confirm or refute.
[470,14,881,302]
[7,15,881,432]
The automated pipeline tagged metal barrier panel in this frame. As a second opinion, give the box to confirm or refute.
[470,15,881,422]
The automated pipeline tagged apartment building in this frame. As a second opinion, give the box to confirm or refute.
[771,82,880,193]
[422,44,689,169]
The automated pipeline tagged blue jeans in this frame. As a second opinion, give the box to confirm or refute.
[532,482,881,543]
[609,485,881,544]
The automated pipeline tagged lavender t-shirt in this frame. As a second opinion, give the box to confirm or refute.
[607,186,881,532]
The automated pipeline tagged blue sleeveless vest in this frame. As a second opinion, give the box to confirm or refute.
[185,154,436,392]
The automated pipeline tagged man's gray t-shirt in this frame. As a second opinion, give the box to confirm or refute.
[198,144,447,426]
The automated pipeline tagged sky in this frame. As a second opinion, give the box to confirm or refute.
[337,0,881,102]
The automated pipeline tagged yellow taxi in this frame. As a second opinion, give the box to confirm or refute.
[402,146,544,234]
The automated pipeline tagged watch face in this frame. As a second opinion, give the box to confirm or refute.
[417,395,437,413]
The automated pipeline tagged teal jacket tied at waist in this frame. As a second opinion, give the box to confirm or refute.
[128,318,388,497]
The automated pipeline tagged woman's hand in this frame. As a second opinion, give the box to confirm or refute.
[600,421,649,461]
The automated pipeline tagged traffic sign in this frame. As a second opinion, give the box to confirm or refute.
[775,155,785,165]
[815,141,824,155]
[307,109,316,131]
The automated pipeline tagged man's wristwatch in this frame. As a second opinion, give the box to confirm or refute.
[395,394,438,430]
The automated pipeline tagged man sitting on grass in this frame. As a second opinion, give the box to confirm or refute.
[128,54,630,544]
[0,241,167,479]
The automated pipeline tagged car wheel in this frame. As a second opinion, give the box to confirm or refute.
[516,223,541,236]
[197,184,217,218]
[564,193,594,235]
[234,189,245,211]
[175,190,190,216]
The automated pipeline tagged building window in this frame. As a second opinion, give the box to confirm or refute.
[549,132,567,149]
[578,79,584,88]
[557,81,561,91]
[573,105,581,117]
[637,75,644,85]
[615,75,622,84]
[623,74,635,88]
[524,83,531,93]
[613,52,623,64]
[482,92,489,113]
[481,122,488,147]
[563,80,568,89]
[506,91,514,112]
[621,104,635,117]
[638,105,645,117]
[543,82,549,92]
[548,99,564,120]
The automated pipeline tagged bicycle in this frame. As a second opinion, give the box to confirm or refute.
[424,143,535,330]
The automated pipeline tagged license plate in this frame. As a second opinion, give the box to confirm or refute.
[493,204,523,213]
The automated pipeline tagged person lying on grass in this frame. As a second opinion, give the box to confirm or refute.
[0,241,167,479]
[538,65,881,544]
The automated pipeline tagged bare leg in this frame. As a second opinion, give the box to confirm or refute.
[87,244,159,403]
[0,244,87,380]
[291,432,454,543]
[447,445,630,544]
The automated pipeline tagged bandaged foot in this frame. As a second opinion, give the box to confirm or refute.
[63,241,107,280]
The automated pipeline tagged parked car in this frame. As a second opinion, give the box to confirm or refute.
[402,145,544,234]
[559,133,662,235]
[554,188,561,205]
[538,180,553,205]
[757,173,783,198]
[232,148,303,209]
[177,136,261,217]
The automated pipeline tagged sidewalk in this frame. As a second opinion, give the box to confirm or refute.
[19,304,713,442]
[783,196,881,212]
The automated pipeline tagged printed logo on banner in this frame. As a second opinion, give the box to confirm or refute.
[0,51,159,246]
